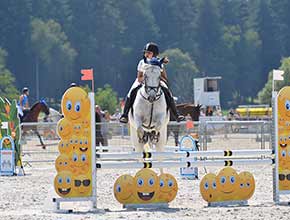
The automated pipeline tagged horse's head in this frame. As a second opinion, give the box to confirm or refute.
[39,99,50,116]
[143,58,163,102]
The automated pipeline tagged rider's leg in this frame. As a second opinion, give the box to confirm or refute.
[161,84,185,122]
[120,81,142,123]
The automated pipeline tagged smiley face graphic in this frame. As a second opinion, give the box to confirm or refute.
[57,118,72,139]
[73,174,92,197]
[114,174,136,204]
[54,171,73,197]
[278,147,290,170]
[278,169,290,190]
[55,154,71,172]
[58,139,71,155]
[158,173,178,203]
[200,173,220,203]
[133,169,160,203]
[69,150,91,175]
[238,171,255,200]
[216,167,240,201]
[61,87,90,122]
[278,87,290,119]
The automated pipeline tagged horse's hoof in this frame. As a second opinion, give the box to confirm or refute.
[42,145,46,150]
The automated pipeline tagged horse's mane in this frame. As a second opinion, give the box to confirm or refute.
[30,100,48,111]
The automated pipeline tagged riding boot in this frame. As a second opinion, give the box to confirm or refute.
[161,86,185,122]
[119,85,142,124]
[119,97,132,123]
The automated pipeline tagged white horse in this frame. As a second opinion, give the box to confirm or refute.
[129,60,169,171]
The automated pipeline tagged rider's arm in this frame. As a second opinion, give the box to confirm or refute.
[161,68,168,82]
[25,99,29,108]
[19,95,24,108]
[137,71,144,82]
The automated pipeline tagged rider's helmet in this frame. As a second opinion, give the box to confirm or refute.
[143,42,159,57]
[22,87,29,94]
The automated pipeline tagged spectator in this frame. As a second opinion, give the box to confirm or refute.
[95,105,105,147]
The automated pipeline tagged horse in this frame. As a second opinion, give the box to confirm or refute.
[167,103,201,146]
[128,59,169,173]
[20,100,50,149]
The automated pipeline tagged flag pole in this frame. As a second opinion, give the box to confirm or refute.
[91,68,94,93]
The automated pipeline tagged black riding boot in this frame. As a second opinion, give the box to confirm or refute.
[119,97,132,123]
[161,86,185,122]
[119,85,142,124]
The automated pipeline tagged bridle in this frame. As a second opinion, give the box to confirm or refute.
[141,74,162,103]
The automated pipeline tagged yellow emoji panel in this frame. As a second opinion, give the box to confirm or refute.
[114,174,136,204]
[73,174,92,197]
[200,173,220,203]
[69,150,91,175]
[133,169,160,203]
[57,118,73,139]
[238,171,255,200]
[54,171,73,198]
[278,147,290,170]
[58,139,71,155]
[55,154,71,172]
[61,87,90,122]
[216,167,240,201]
[278,87,290,119]
[158,173,178,203]
[278,169,290,190]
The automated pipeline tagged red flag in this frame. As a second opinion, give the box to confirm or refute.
[81,69,93,81]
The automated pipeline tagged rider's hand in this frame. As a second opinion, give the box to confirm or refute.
[163,56,169,64]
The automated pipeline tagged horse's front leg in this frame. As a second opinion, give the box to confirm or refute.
[134,115,146,144]
[35,130,46,149]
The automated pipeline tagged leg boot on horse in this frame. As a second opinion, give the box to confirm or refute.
[120,85,142,124]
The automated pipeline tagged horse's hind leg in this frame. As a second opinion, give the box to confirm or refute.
[35,130,46,149]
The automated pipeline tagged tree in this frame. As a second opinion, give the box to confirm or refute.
[95,84,118,114]
[0,48,19,100]
[30,18,77,99]
[257,57,290,104]
[161,48,199,103]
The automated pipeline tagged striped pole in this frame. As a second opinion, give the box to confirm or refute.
[96,149,273,160]
[96,158,274,169]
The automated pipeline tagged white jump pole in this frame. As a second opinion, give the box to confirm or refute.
[96,149,273,160]
[96,158,274,169]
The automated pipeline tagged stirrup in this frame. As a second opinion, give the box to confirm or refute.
[119,115,128,124]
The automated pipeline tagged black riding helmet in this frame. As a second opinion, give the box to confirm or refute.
[143,42,159,57]
[22,87,29,93]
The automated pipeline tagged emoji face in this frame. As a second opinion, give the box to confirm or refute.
[134,169,159,203]
[54,171,73,197]
[278,147,290,169]
[73,174,92,196]
[73,123,83,136]
[278,169,290,190]
[57,118,72,139]
[78,138,90,153]
[158,173,178,203]
[278,87,290,118]
[279,132,290,148]
[70,150,90,175]
[61,87,90,121]
[238,171,255,200]
[114,174,136,204]
[200,173,219,203]
[55,154,71,172]
[216,167,240,201]
[58,139,71,154]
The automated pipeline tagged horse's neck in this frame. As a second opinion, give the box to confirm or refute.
[23,104,41,122]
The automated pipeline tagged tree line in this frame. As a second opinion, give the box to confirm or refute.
[0,0,290,108]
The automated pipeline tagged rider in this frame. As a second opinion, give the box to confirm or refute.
[119,42,185,123]
[19,87,30,118]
